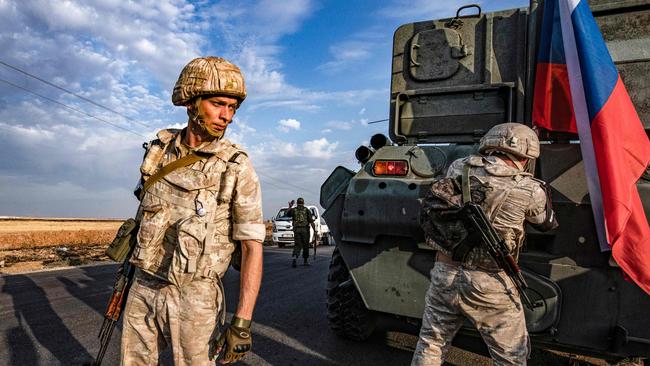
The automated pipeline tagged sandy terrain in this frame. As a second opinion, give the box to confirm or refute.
[0,218,274,274]
[0,218,123,274]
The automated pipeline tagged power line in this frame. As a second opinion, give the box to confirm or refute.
[367,118,388,124]
[257,178,298,192]
[0,78,147,138]
[0,60,149,127]
[256,170,319,196]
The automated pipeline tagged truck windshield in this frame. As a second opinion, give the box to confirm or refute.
[275,207,317,221]
[276,209,290,221]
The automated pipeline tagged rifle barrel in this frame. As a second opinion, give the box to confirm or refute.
[95,323,114,366]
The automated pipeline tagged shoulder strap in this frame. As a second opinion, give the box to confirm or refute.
[142,152,209,193]
[462,163,471,204]
[228,151,245,163]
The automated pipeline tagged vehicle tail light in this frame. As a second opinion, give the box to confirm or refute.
[373,160,408,176]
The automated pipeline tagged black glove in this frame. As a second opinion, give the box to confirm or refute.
[216,317,252,364]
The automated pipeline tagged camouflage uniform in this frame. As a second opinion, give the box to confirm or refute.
[288,205,313,259]
[412,155,549,366]
[121,128,265,366]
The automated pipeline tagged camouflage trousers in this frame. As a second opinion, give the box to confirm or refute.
[411,262,530,366]
[121,270,223,366]
[292,227,310,259]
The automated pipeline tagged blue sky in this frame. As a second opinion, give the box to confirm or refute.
[0,0,527,219]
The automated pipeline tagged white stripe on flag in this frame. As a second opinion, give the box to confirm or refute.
[567,0,580,13]
[558,0,610,251]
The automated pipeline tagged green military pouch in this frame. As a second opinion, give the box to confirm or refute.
[105,218,139,262]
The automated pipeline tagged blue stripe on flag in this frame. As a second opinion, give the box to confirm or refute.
[537,0,566,64]
[571,0,618,120]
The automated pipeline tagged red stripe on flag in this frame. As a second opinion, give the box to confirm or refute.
[591,77,650,295]
[532,63,577,133]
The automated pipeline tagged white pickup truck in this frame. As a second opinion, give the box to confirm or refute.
[271,205,332,248]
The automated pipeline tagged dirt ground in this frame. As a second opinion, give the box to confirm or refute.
[0,218,122,274]
[0,218,274,274]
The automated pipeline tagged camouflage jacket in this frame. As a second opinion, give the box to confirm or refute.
[131,128,264,286]
[427,155,549,271]
[288,205,313,229]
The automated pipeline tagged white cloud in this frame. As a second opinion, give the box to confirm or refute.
[302,138,338,159]
[326,120,353,131]
[359,107,366,115]
[234,119,257,134]
[247,88,387,112]
[277,118,301,132]
[321,128,332,134]
[318,40,374,72]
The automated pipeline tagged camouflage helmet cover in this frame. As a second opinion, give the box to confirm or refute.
[297,197,305,205]
[172,57,246,106]
[479,123,540,159]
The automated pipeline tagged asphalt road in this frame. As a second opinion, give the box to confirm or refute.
[0,245,612,366]
[0,246,419,366]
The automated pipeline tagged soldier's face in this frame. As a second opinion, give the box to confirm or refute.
[198,95,239,133]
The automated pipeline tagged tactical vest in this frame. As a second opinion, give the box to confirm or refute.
[131,129,246,287]
[422,155,545,271]
[291,206,310,228]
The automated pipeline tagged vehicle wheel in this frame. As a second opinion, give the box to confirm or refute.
[326,247,376,341]
[278,242,285,248]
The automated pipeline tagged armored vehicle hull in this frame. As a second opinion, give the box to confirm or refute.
[321,0,650,361]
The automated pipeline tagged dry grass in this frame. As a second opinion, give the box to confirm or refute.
[0,218,122,250]
[0,218,275,274]
[0,218,122,273]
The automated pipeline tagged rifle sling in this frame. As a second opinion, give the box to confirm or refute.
[461,163,471,204]
[143,152,208,193]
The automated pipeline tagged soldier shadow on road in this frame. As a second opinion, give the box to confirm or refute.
[222,248,415,366]
[2,274,94,365]
[56,264,118,317]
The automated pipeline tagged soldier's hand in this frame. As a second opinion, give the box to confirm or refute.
[288,200,295,208]
[216,317,252,364]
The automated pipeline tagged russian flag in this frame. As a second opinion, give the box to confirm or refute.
[533,0,650,295]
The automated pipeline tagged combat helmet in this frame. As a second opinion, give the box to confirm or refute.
[479,123,540,160]
[297,197,305,205]
[172,57,246,105]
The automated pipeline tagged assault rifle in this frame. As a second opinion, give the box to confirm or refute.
[459,202,535,311]
[93,254,136,365]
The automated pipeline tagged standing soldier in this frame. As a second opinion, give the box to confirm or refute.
[412,123,557,366]
[121,57,265,365]
[286,197,316,267]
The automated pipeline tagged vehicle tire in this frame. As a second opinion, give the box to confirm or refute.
[326,247,376,341]
[278,242,285,248]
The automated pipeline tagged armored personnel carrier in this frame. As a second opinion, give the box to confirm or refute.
[320,0,650,362]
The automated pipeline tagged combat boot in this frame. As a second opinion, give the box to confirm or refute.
[303,258,310,266]
[292,258,297,268]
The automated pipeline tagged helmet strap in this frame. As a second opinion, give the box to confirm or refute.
[503,152,526,171]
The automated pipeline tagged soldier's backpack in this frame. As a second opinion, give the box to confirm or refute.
[292,206,310,228]
[420,165,490,260]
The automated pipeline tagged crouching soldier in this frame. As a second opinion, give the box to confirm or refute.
[412,123,557,366]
